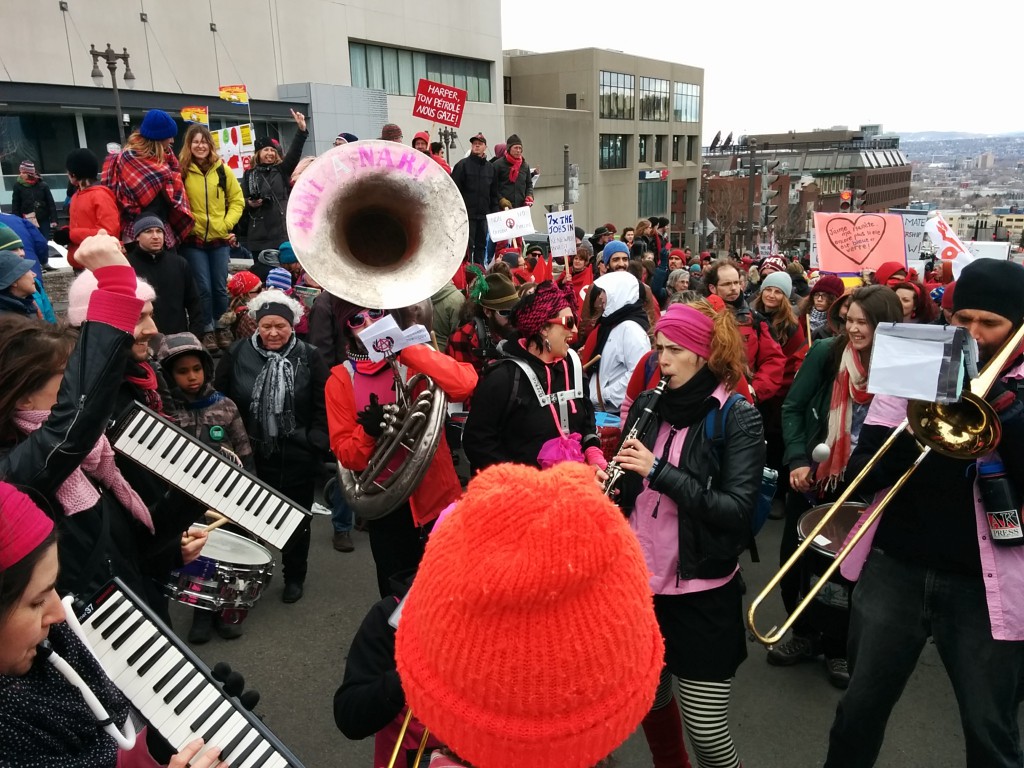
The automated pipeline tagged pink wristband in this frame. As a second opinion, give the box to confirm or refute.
[87,266,144,334]
[585,446,608,470]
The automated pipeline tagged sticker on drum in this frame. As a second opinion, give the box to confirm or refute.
[165,526,275,611]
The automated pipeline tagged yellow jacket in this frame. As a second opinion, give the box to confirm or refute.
[182,158,244,244]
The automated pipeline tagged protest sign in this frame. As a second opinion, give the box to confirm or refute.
[869,324,975,404]
[357,315,432,363]
[211,123,255,179]
[889,208,928,262]
[487,206,536,241]
[813,212,906,275]
[218,84,249,105]
[546,210,576,258]
[412,79,467,127]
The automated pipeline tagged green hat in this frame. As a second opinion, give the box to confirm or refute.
[0,223,23,252]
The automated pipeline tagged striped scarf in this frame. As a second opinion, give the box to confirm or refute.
[249,334,297,455]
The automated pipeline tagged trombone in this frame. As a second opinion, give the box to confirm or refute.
[747,323,1024,646]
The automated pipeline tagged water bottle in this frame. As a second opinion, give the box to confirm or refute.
[978,458,1024,546]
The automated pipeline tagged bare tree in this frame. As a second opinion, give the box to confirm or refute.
[706,180,746,253]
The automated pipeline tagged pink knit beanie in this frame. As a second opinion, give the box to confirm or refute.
[66,271,156,326]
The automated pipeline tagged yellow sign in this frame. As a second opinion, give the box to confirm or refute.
[218,84,249,105]
[180,105,209,125]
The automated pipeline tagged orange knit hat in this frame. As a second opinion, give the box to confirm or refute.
[395,462,663,768]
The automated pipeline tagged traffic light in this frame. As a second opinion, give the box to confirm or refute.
[852,189,866,211]
[839,189,853,213]
[761,160,780,229]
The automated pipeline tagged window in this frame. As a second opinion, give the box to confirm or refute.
[599,71,634,119]
[0,113,78,175]
[504,76,512,105]
[655,135,666,164]
[687,135,698,163]
[638,136,648,164]
[673,82,700,122]
[350,41,492,102]
[600,134,628,170]
[639,77,670,121]
[638,180,668,218]
[672,136,681,162]
[566,93,577,110]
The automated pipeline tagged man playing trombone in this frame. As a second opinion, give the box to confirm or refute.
[824,259,1024,767]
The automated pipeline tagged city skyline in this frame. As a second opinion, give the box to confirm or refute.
[501,0,1020,142]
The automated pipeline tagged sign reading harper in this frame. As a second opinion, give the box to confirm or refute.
[412,79,467,127]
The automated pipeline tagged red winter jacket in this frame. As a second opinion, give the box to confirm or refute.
[67,185,120,269]
[734,303,786,402]
[325,345,477,527]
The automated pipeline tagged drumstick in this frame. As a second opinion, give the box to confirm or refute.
[583,354,602,371]
[202,511,232,532]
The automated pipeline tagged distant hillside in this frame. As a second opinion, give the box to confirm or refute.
[899,130,1024,142]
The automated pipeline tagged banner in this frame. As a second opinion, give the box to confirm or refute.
[218,84,249,105]
[487,206,535,241]
[924,211,975,279]
[545,210,576,258]
[180,106,209,125]
[812,212,907,275]
[889,208,928,262]
[412,78,467,127]
[211,123,255,178]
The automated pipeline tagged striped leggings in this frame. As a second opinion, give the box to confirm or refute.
[652,666,740,768]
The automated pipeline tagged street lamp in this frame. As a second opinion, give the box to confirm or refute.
[90,43,136,144]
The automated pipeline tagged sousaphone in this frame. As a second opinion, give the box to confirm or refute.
[287,140,469,518]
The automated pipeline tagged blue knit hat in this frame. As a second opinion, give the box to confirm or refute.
[139,110,178,141]
[277,242,297,264]
[601,240,629,265]
[266,267,292,291]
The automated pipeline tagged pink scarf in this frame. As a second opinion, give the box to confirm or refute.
[15,410,155,533]
[815,346,873,492]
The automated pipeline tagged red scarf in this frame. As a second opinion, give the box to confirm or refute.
[816,345,873,491]
[507,153,524,183]
[125,361,164,415]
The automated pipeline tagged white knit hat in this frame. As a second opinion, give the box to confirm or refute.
[759,270,793,299]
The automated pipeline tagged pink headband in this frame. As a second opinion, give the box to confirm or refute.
[0,482,54,570]
[655,304,714,359]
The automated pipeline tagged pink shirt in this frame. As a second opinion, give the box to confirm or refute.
[840,363,1024,641]
[629,383,738,595]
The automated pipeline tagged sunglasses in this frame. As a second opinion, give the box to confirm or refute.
[495,309,513,318]
[347,309,387,329]
[551,315,577,330]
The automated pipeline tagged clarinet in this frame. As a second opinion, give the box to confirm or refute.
[603,378,669,497]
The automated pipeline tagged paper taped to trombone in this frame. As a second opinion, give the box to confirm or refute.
[868,324,977,403]
[356,315,432,362]
[486,206,536,241]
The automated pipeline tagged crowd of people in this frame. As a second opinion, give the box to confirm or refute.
[1,111,1023,768]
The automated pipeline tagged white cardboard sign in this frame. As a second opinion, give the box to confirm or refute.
[486,206,536,241]
[546,210,576,258]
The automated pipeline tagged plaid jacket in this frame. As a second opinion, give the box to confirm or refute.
[105,150,194,247]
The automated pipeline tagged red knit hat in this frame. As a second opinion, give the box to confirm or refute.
[395,462,663,768]
[874,260,907,286]
[811,273,845,299]
[0,482,54,569]
[227,270,262,298]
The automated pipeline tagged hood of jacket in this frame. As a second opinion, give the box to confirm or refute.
[156,332,215,382]
[431,281,460,303]
[413,131,431,148]
[594,271,640,317]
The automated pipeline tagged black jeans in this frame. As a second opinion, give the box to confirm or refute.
[780,490,851,658]
[825,549,1024,768]
[367,503,427,598]
[265,479,313,585]
[467,218,488,265]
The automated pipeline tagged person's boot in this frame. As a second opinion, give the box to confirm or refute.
[188,609,215,645]
[215,608,246,640]
[640,698,693,768]
[201,332,219,354]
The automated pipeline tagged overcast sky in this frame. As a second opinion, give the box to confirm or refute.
[501,0,1020,141]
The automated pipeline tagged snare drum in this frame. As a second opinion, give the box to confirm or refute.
[796,502,865,609]
[164,527,275,611]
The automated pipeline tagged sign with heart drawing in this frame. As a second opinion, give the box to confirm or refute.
[813,212,907,275]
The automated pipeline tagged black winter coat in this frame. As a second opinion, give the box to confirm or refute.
[620,388,766,579]
[214,336,329,488]
[241,130,308,254]
[451,153,497,218]
[462,339,599,472]
[126,244,204,336]
[491,155,534,208]
[11,179,56,227]
[0,322,179,606]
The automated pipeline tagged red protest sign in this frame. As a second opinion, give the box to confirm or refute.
[412,79,467,127]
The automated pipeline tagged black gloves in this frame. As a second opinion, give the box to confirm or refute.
[357,393,387,438]
[52,227,71,246]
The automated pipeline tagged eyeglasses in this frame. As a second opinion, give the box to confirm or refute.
[551,316,577,330]
[347,309,387,329]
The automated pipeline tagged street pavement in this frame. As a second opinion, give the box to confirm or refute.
[168,496,1022,768]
